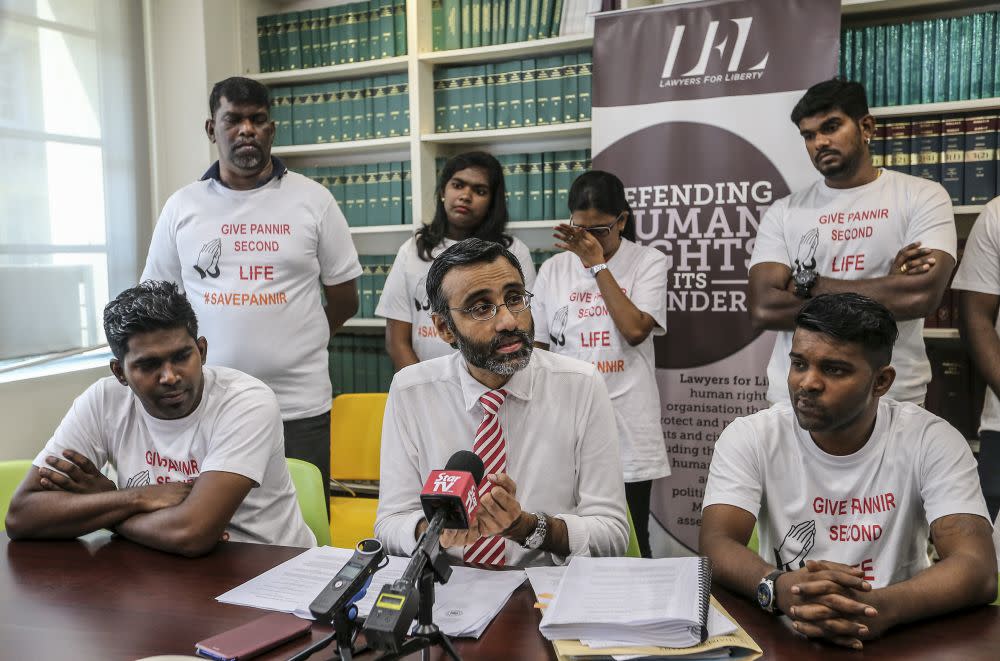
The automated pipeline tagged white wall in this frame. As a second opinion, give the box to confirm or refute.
[0,367,108,461]
[144,0,219,216]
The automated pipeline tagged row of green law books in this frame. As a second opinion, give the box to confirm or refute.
[433,52,591,132]
[431,0,569,51]
[270,74,409,146]
[258,0,407,73]
[329,334,394,395]
[300,163,412,228]
[839,10,1000,108]
[873,113,999,206]
[498,150,592,221]
[357,255,393,318]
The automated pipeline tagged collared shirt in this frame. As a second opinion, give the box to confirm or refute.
[200,155,288,188]
[375,350,629,567]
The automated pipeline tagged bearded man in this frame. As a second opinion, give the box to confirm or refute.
[374,238,628,566]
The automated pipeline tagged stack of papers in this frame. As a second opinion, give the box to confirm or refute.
[535,557,711,648]
[527,562,761,661]
[216,546,525,639]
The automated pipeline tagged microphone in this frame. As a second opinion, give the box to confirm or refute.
[420,449,486,530]
[308,538,386,621]
[363,451,485,652]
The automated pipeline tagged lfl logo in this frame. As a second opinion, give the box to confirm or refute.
[660,17,769,84]
[434,473,460,492]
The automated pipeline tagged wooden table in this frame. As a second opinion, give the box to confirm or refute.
[2,533,999,660]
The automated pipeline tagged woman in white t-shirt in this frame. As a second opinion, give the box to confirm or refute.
[376,151,535,368]
[533,170,670,558]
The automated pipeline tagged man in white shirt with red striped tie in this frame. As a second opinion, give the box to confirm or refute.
[375,238,629,566]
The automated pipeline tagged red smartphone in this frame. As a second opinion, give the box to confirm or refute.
[195,612,311,661]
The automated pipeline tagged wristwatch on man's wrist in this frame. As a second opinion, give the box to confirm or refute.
[588,263,608,277]
[792,258,818,299]
[520,512,548,549]
[756,569,786,614]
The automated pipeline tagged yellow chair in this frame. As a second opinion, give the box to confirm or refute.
[286,458,331,546]
[0,460,32,532]
[329,393,387,548]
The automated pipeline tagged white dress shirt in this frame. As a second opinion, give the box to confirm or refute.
[375,350,629,566]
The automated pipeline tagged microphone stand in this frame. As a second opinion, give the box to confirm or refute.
[287,604,365,661]
[373,517,462,661]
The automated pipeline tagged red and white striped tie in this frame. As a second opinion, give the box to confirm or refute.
[464,389,508,566]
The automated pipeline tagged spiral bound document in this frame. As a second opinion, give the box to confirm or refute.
[537,556,713,648]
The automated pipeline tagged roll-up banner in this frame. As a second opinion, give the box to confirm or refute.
[593,0,841,550]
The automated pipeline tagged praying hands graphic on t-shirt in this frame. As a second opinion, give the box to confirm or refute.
[793,227,819,272]
[549,305,569,346]
[413,276,430,312]
[194,238,222,279]
[774,519,817,570]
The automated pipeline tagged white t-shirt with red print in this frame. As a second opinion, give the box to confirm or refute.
[532,238,670,482]
[142,171,362,420]
[375,235,536,362]
[703,398,989,588]
[750,169,956,405]
[32,366,315,548]
[952,197,1000,433]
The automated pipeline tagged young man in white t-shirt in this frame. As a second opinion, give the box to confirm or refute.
[701,293,995,650]
[142,77,363,511]
[5,281,315,555]
[749,79,956,405]
[952,196,1000,548]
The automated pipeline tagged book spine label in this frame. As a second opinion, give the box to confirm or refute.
[870,124,886,168]
[911,118,942,182]
[941,114,965,204]
[964,114,998,204]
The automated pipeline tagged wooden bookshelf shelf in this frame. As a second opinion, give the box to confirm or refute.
[422,122,592,145]
[923,328,959,339]
[251,56,409,85]
[419,34,593,65]
[508,220,561,230]
[350,224,414,235]
[272,136,411,158]
[871,97,1000,119]
[841,0,969,17]
[344,317,387,329]
[349,224,414,255]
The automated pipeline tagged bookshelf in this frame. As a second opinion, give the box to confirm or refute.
[236,0,997,336]
[240,0,592,256]
[241,0,995,258]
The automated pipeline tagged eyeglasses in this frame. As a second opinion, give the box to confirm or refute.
[450,292,534,321]
[569,212,626,238]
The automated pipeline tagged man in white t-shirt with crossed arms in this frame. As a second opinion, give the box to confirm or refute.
[5,281,314,555]
[749,79,956,406]
[701,293,995,650]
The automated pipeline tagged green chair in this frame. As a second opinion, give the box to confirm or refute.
[747,524,760,554]
[0,460,32,532]
[993,575,1000,606]
[286,458,331,546]
[625,506,641,558]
